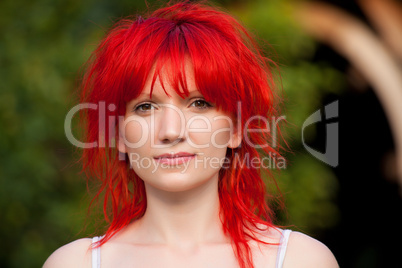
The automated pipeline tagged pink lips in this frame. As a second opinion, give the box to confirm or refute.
[154,152,196,165]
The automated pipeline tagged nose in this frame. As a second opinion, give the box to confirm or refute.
[157,105,186,144]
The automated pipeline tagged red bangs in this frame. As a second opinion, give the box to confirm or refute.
[82,1,275,120]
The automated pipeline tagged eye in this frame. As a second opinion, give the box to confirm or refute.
[190,99,212,109]
[134,102,155,113]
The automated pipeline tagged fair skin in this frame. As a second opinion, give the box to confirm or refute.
[44,66,339,268]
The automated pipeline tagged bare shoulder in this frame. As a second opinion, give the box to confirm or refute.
[43,238,92,268]
[284,231,339,268]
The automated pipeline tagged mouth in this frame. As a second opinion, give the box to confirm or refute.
[153,152,196,165]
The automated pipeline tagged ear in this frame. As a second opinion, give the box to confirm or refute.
[228,122,242,149]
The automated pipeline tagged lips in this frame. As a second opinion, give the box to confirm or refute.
[154,152,196,165]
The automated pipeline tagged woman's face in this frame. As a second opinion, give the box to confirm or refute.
[119,65,240,193]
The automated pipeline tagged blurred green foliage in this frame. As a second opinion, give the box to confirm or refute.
[0,0,344,267]
[231,0,343,231]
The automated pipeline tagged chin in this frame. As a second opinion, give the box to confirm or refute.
[142,170,219,194]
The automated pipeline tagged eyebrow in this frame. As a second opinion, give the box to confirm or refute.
[137,89,203,99]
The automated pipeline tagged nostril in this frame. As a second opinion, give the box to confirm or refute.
[161,136,185,144]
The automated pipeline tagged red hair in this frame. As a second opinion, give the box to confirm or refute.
[80,1,283,268]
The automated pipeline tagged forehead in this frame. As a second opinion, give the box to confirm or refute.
[140,58,198,98]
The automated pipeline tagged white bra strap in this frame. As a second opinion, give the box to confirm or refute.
[91,236,101,268]
[275,229,292,268]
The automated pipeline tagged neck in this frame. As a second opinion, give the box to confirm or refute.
[135,174,229,248]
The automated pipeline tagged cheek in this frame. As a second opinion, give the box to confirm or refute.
[122,116,151,148]
[187,116,232,148]
[211,124,231,147]
[186,116,211,145]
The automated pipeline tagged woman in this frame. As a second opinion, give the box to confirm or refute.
[44,1,338,268]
